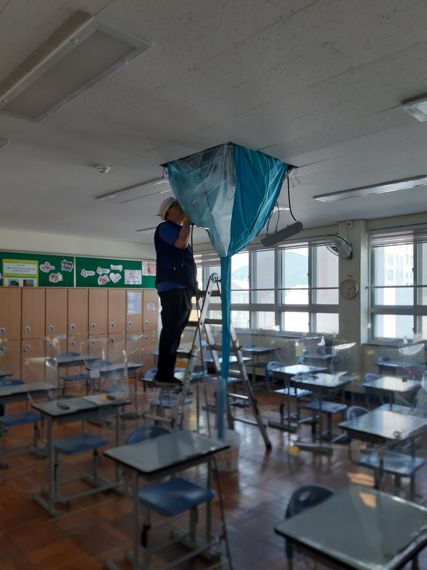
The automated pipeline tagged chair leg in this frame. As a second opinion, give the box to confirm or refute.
[409,474,416,501]
[93,449,99,481]
[189,506,198,545]
[53,450,59,498]
[141,506,152,568]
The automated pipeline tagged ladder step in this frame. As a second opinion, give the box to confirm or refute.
[204,318,222,325]
[228,392,248,401]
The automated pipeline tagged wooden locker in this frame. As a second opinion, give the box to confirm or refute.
[87,335,109,359]
[0,288,21,339]
[0,339,21,379]
[68,335,88,354]
[142,289,159,332]
[45,288,67,337]
[142,330,158,370]
[108,289,126,334]
[126,289,142,333]
[22,288,45,339]
[107,333,126,362]
[21,338,46,382]
[88,289,108,336]
[68,288,88,336]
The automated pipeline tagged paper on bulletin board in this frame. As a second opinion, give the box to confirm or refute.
[3,259,38,287]
[141,261,156,276]
[124,269,142,285]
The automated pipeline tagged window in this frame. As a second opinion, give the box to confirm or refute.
[198,241,339,335]
[369,227,427,340]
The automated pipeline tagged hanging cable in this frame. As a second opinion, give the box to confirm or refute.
[287,174,297,222]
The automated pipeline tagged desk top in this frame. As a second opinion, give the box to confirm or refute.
[340,409,427,443]
[275,364,327,376]
[105,430,229,478]
[376,403,427,417]
[242,345,275,354]
[56,354,97,365]
[0,369,12,378]
[363,376,420,394]
[275,485,427,570]
[292,372,352,391]
[0,382,56,397]
[88,361,143,373]
[32,394,127,417]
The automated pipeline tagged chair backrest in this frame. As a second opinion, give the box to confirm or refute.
[346,405,368,420]
[265,361,284,379]
[126,425,170,445]
[285,485,334,560]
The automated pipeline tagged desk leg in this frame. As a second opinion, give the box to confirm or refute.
[206,458,212,542]
[132,471,142,570]
[34,415,60,516]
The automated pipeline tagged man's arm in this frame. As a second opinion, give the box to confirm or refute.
[174,217,191,249]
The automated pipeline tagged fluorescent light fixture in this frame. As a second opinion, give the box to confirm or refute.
[402,96,427,122]
[261,221,303,247]
[136,226,156,233]
[0,11,151,121]
[314,176,427,203]
[95,178,171,204]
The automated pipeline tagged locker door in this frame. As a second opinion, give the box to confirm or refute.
[126,290,142,333]
[0,288,21,340]
[22,288,45,339]
[108,289,126,334]
[21,338,46,382]
[68,288,88,336]
[45,288,67,337]
[107,333,126,362]
[142,331,158,370]
[142,289,159,332]
[88,289,108,336]
[0,339,21,379]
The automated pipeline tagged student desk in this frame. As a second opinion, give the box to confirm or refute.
[104,430,229,570]
[363,375,420,407]
[32,394,127,515]
[275,485,427,570]
[376,359,426,379]
[340,409,427,489]
[241,344,276,387]
[0,369,12,378]
[269,365,327,432]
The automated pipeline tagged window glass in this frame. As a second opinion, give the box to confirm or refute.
[282,311,309,333]
[232,310,249,329]
[281,247,308,304]
[373,314,414,339]
[420,243,427,305]
[231,253,249,303]
[315,313,339,335]
[313,246,339,304]
[254,250,275,303]
[254,311,276,330]
[421,316,427,340]
[374,288,413,306]
[373,245,413,287]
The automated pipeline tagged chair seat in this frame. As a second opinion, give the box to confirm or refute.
[138,477,214,517]
[0,411,41,427]
[359,451,425,477]
[53,433,108,455]
[304,400,347,415]
[274,387,311,398]
[61,374,91,383]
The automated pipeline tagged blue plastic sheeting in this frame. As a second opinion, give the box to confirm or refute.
[167,143,288,437]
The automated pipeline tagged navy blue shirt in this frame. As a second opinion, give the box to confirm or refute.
[155,221,196,293]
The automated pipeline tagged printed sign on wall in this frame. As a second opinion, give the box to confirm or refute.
[0,253,74,287]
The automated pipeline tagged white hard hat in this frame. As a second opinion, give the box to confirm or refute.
[157,196,178,220]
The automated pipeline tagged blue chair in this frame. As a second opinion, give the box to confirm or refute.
[128,425,215,565]
[346,405,368,420]
[284,485,334,566]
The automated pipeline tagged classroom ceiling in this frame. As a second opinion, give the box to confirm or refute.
[1,0,427,247]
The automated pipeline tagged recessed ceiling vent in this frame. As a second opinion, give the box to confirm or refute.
[0,11,151,121]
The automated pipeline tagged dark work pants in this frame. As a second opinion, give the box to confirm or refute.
[156,288,192,381]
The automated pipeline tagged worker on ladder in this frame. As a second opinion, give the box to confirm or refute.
[153,196,197,387]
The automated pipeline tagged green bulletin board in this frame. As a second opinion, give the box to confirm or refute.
[76,257,155,288]
[0,252,74,287]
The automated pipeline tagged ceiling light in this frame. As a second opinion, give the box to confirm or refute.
[402,96,427,122]
[136,226,156,233]
[314,176,427,203]
[95,178,171,203]
[0,11,151,121]
[95,164,111,174]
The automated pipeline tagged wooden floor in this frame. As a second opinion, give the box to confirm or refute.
[1,384,426,570]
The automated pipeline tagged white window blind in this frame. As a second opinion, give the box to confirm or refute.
[370,225,427,247]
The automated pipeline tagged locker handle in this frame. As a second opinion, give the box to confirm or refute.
[24,325,31,333]
[0,327,5,334]
[0,347,4,355]
[23,345,30,353]
[90,322,96,329]
[144,320,149,326]
[70,323,76,331]
[48,324,54,332]
[110,321,115,328]
[128,321,133,327]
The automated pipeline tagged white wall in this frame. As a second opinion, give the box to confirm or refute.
[0,227,156,260]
